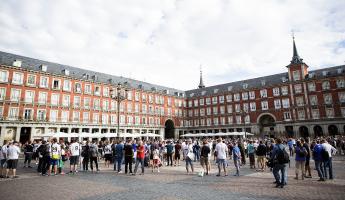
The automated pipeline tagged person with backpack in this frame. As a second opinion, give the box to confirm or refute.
[23,140,34,168]
[166,140,174,166]
[256,140,267,171]
[312,140,325,181]
[81,141,90,172]
[301,138,312,178]
[294,140,307,180]
[271,138,289,188]
[321,139,337,180]
[89,141,99,172]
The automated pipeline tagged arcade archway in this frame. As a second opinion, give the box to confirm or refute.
[165,119,175,139]
[328,125,338,136]
[258,114,276,137]
[299,126,309,138]
[313,125,323,137]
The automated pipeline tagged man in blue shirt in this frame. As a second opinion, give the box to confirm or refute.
[313,140,325,181]
[232,142,241,176]
[271,138,288,188]
[115,140,124,173]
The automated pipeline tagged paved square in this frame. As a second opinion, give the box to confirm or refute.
[1,156,345,200]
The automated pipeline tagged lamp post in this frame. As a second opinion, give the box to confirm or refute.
[110,83,128,138]
[242,110,248,139]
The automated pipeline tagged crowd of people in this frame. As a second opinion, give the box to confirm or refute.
[0,135,344,189]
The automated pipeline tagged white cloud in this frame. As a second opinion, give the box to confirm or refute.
[0,0,344,90]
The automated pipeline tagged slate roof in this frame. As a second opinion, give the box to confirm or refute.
[0,51,185,97]
[185,65,345,98]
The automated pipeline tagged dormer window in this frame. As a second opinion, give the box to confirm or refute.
[227,86,233,91]
[322,71,328,76]
[214,89,219,94]
[261,80,266,86]
[190,93,194,97]
[281,77,287,82]
[13,60,22,67]
[40,65,47,72]
[337,68,343,74]
[63,69,70,76]
[82,73,89,79]
[243,83,248,89]
[201,91,206,95]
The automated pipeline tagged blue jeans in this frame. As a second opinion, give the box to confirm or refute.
[323,157,333,179]
[134,158,144,174]
[185,157,193,168]
[233,159,240,175]
[194,150,200,161]
[116,157,123,172]
[314,160,324,179]
[273,164,287,185]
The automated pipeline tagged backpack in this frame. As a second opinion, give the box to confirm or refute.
[297,147,307,157]
[321,148,329,161]
[89,145,98,157]
[276,148,289,164]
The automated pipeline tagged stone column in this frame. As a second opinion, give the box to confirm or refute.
[15,126,21,142]
[0,126,6,146]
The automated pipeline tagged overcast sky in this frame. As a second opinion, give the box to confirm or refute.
[0,0,344,90]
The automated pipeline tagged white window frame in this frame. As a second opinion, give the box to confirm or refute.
[12,72,24,85]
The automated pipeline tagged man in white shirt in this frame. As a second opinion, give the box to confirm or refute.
[321,139,337,180]
[6,141,21,178]
[69,139,81,174]
[0,141,8,178]
[50,138,61,176]
[215,138,228,176]
[184,139,194,174]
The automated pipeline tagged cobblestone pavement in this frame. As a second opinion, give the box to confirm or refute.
[1,156,345,200]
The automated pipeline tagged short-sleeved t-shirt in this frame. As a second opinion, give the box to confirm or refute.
[104,144,112,155]
[51,143,61,159]
[70,143,80,156]
[215,142,228,160]
[137,145,145,159]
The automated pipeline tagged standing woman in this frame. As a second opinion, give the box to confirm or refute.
[200,139,210,175]
[103,141,112,168]
[294,140,307,180]
[184,139,194,174]
[247,141,256,169]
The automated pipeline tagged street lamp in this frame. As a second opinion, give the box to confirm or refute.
[110,83,128,138]
[242,110,248,139]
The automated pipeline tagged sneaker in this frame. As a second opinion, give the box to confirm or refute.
[216,174,220,177]
[28,166,32,168]
[12,176,19,179]
[118,171,123,174]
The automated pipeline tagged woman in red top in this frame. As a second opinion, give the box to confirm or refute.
[133,141,145,175]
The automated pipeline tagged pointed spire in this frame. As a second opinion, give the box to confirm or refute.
[198,66,205,89]
[290,33,304,64]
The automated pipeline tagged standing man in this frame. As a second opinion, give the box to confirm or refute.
[5,141,21,178]
[247,140,255,169]
[301,138,312,178]
[23,141,34,168]
[233,142,241,176]
[321,139,337,180]
[174,140,181,166]
[69,139,81,174]
[49,138,61,176]
[115,140,124,173]
[134,140,145,175]
[124,139,134,175]
[215,138,228,177]
[89,140,99,172]
[256,141,267,171]
[313,140,325,181]
[166,140,174,166]
[271,138,289,188]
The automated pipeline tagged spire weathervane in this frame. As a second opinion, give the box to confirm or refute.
[290,31,303,65]
[198,65,205,89]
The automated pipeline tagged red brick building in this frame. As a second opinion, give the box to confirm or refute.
[183,38,345,138]
[0,52,185,145]
[0,38,344,145]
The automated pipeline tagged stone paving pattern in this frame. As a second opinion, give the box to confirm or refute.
[1,156,345,200]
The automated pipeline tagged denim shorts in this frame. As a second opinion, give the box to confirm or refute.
[185,157,193,167]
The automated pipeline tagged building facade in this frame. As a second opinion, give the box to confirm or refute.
[0,51,185,145]
[0,39,344,145]
[183,39,345,138]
